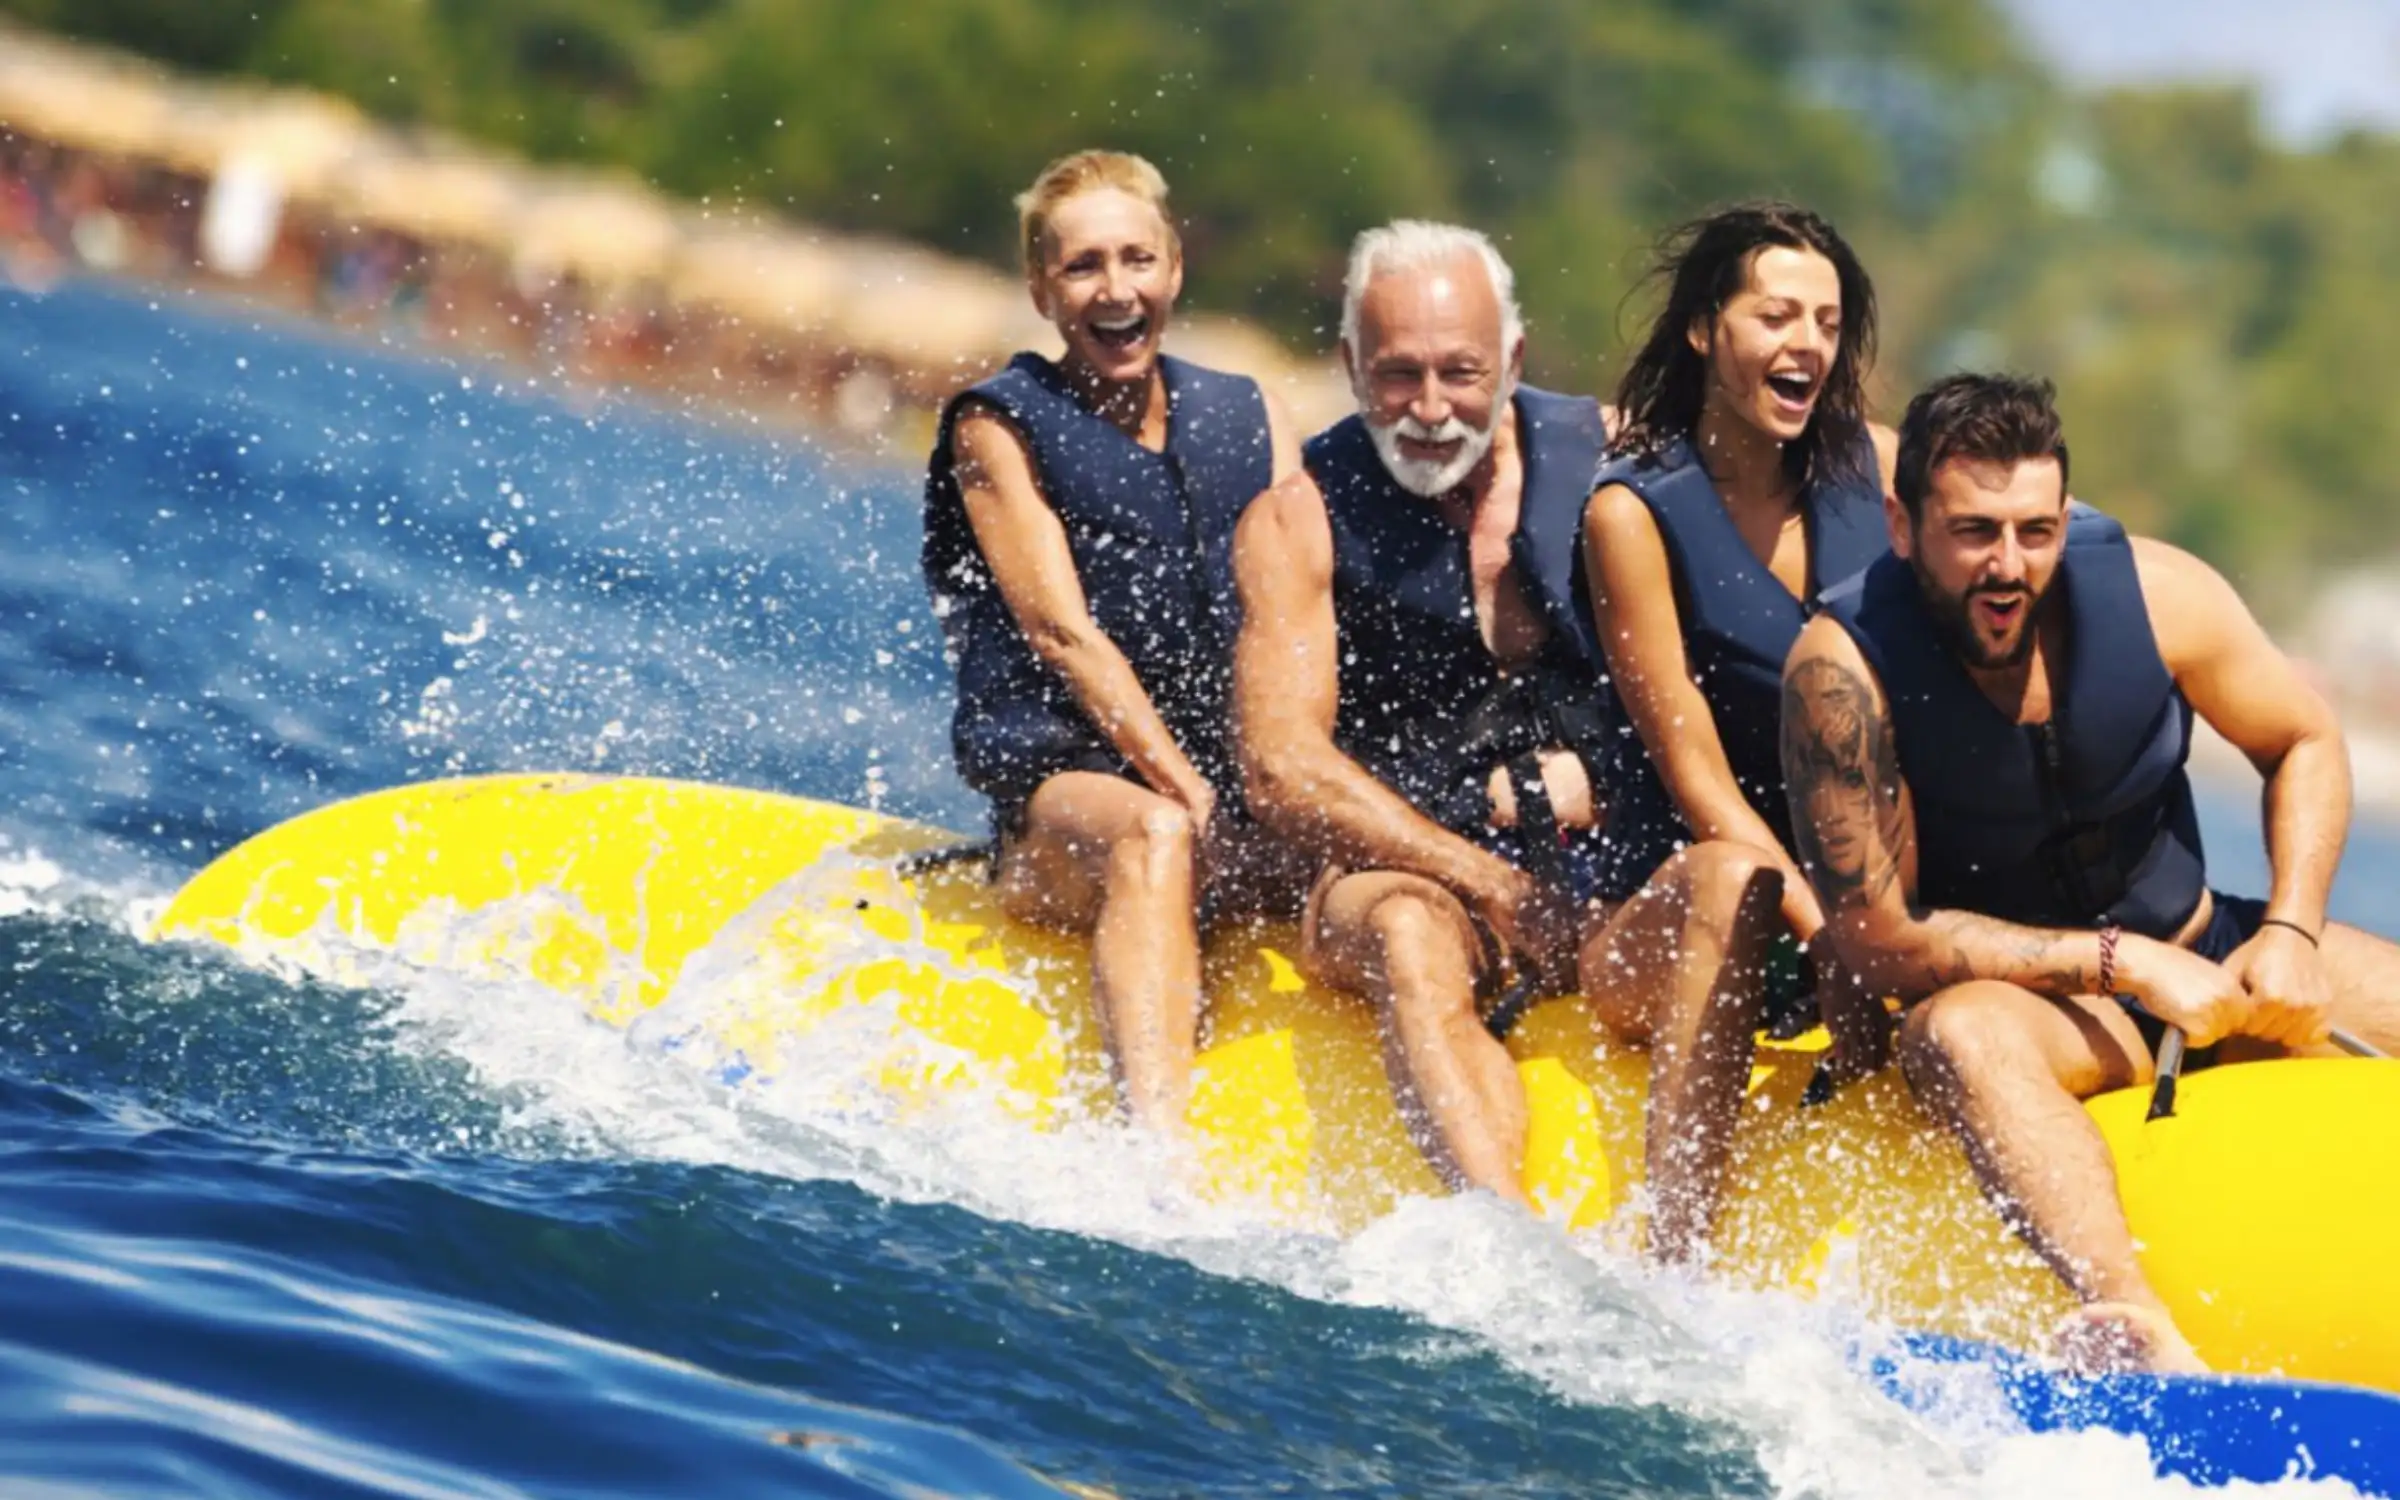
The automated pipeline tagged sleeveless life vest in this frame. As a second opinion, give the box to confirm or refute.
[1527,431,1887,896]
[1820,505,2205,937]
[1306,386,1612,834]
[921,352,1271,802]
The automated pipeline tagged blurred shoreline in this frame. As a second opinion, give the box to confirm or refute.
[0,21,1347,461]
[11,20,2400,819]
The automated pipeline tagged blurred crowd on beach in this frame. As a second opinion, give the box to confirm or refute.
[0,122,863,436]
[11,20,2400,803]
[0,25,1336,448]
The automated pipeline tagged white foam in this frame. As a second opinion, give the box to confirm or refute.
[157,860,2373,1500]
[0,848,67,920]
[0,827,175,934]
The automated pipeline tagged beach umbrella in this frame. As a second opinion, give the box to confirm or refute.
[0,40,177,159]
[669,226,848,332]
[325,146,530,251]
[1169,314,1350,430]
[511,175,682,287]
[828,238,1046,379]
[156,89,371,201]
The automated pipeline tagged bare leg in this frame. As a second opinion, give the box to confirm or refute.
[2316,921,2400,1053]
[1898,980,2205,1373]
[995,772,1200,1130]
[1578,840,1785,1265]
[1301,869,1529,1204]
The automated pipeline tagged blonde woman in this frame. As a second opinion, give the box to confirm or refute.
[921,151,1302,1129]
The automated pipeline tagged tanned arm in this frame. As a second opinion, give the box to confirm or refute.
[1780,614,2251,1042]
[1231,471,1530,925]
[2138,537,2345,1045]
[954,404,1213,817]
[2139,538,2347,936]
[1781,615,2108,1000]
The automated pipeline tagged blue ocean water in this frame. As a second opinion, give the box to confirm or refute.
[0,278,2387,1498]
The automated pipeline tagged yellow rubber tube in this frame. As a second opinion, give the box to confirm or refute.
[153,773,2400,1388]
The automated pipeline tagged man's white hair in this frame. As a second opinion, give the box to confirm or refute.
[1339,220,1524,359]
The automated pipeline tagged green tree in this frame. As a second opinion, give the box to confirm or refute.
[8,0,2398,576]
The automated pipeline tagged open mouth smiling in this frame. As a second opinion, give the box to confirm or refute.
[1090,312,1148,350]
[1973,592,2028,631]
[1765,370,1817,409]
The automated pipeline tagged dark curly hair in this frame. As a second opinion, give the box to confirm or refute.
[1609,201,1878,490]
[1893,372,2069,522]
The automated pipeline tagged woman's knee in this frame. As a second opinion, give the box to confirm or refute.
[1666,839,1784,914]
[1103,798,1196,888]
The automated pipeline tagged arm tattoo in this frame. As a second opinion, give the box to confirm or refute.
[1916,910,2096,995]
[1782,656,2104,1002]
[1781,656,1908,912]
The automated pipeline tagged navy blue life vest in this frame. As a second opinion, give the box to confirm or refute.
[1306,386,1612,832]
[1527,432,1888,896]
[921,352,1271,803]
[1820,505,2205,937]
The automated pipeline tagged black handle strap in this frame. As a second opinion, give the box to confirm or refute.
[1505,751,1569,889]
[2146,1026,2188,1121]
[1483,965,1544,1042]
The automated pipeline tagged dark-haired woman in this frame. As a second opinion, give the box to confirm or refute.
[1535,202,1896,1262]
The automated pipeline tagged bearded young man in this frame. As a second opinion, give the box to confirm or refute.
[1779,371,2400,1372]
[1228,221,1616,1206]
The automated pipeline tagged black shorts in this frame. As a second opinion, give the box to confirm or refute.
[986,747,1132,846]
[2122,890,2266,1062]
[987,759,1256,926]
[1584,771,1688,906]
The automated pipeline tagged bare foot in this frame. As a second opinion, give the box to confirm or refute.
[2053,1300,2209,1376]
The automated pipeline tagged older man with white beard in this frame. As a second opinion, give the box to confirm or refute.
[1230,221,1617,1204]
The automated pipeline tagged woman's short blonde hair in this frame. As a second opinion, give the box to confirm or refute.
[1014,150,1179,278]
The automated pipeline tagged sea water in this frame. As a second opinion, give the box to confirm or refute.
[0,278,2385,1498]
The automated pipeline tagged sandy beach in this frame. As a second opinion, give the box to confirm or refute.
[12,18,2400,817]
[0,21,1349,455]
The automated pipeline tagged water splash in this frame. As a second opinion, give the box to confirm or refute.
[133,880,2356,1500]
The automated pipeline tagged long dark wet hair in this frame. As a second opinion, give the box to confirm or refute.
[1609,201,1878,490]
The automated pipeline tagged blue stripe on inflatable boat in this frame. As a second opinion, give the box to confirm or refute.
[1874,1333,2400,1494]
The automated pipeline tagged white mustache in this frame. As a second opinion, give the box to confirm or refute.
[1391,414,1475,446]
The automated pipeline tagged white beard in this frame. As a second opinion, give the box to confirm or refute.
[1363,390,1508,498]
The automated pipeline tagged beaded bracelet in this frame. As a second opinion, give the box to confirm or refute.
[2097,923,2120,996]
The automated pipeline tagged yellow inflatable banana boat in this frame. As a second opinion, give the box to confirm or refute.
[153,773,2400,1391]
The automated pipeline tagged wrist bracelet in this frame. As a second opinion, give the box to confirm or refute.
[2260,916,2322,948]
[2097,924,2121,996]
